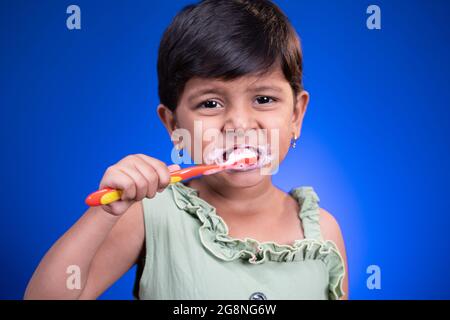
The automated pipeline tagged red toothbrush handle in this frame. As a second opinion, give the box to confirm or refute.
[85,187,122,206]
[168,164,220,183]
[86,164,219,206]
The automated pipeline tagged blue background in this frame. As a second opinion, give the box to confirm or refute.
[1,0,449,299]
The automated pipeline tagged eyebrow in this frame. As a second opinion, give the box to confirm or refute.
[186,88,226,103]
[247,85,284,93]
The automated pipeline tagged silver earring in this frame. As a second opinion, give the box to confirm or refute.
[175,143,184,158]
[291,134,298,149]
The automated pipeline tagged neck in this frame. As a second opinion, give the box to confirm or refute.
[186,176,283,221]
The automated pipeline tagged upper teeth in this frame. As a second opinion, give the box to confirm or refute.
[204,144,271,166]
[224,145,258,160]
[226,147,257,161]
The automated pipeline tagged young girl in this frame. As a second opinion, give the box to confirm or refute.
[25,0,348,300]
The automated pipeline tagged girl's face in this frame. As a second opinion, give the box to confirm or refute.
[158,65,309,188]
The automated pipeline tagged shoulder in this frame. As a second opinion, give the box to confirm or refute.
[318,207,343,241]
[318,207,349,300]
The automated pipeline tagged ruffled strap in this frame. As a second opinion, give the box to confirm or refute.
[289,187,323,241]
[289,187,345,299]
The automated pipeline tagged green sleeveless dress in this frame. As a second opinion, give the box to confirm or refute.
[135,182,345,300]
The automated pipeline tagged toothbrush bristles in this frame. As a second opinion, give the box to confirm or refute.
[239,156,257,166]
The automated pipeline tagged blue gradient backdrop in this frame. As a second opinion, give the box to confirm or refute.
[1,0,449,299]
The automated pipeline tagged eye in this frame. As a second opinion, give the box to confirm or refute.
[255,96,276,105]
[197,100,223,109]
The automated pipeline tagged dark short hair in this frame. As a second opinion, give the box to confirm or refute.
[157,0,303,111]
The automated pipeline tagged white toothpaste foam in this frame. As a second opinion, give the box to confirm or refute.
[204,144,273,169]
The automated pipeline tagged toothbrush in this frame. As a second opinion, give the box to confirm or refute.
[85,153,257,207]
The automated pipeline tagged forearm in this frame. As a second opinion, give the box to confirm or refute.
[24,206,121,299]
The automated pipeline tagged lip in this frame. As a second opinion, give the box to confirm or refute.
[225,165,259,173]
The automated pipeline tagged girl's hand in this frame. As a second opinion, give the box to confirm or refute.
[98,154,180,216]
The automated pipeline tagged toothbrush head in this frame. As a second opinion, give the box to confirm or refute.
[229,156,258,169]
[223,148,258,169]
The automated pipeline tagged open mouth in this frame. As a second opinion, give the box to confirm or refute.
[204,143,273,171]
[220,144,272,171]
[222,145,259,163]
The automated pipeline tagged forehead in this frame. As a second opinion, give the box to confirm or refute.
[182,65,291,98]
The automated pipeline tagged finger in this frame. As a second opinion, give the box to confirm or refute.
[134,154,171,189]
[102,199,133,216]
[99,166,135,198]
[118,165,148,201]
[102,167,137,201]
[131,157,159,199]
[168,164,181,172]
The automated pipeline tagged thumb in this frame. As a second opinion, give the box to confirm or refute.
[168,164,181,173]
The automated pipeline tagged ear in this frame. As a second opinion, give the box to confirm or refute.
[292,90,310,138]
[157,104,178,135]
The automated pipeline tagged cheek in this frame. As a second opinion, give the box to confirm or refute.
[176,105,294,162]
[182,119,224,161]
[267,127,291,161]
[263,117,293,161]
[199,120,224,147]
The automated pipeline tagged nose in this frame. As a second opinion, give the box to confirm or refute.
[223,102,259,133]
